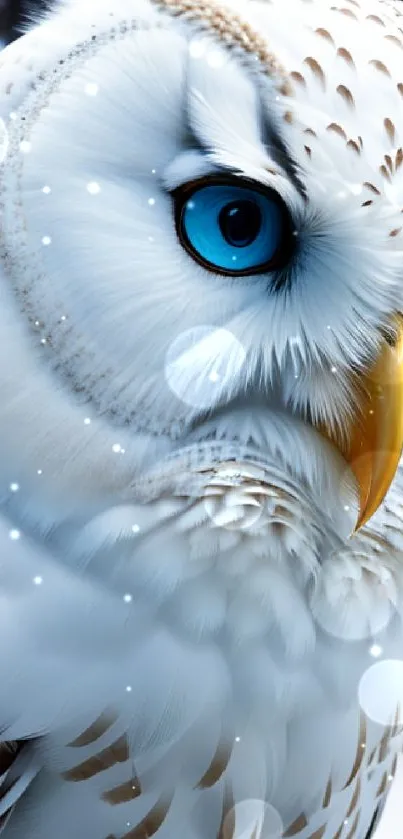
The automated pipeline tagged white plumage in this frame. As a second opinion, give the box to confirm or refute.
[0,0,403,837]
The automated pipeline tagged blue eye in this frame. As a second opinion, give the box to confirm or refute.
[175,179,293,276]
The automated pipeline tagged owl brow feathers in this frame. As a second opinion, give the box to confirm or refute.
[149,0,294,96]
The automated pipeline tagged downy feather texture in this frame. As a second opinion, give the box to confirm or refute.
[0,0,403,837]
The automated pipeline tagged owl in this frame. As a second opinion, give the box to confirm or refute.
[1,0,403,836]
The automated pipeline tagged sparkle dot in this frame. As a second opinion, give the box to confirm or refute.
[231,255,237,262]
[9,111,17,120]
[84,418,91,425]
[9,483,19,492]
[87,181,101,195]
[344,820,349,826]
[344,505,350,512]
[42,236,52,246]
[132,524,140,534]
[209,370,219,383]
[369,643,383,658]
[148,197,155,206]
[35,320,40,327]
[33,576,43,585]
[292,230,298,236]
[112,443,121,453]
[40,338,47,345]
[360,743,366,749]
[19,140,31,153]
[388,774,394,781]
[85,82,99,96]
[42,185,51,194]
[235,736,241,743]
[126,685,132,693]
[206,48,226,68]
[60,315,66,322]
[37,469,43,475]
[224,800,283,839]
[151,168,156,174]
[331,366,337,373]
[166,326,246,411]
[120,448,126,454]
[187,200,195,210]
[123,593,132,603]
[9,529,20,540]
[327,324,331,330]
[188,38,206,59]
[369,409,374,415]
[359,659,403,725]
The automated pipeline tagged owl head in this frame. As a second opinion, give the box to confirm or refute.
[0,0,403,543]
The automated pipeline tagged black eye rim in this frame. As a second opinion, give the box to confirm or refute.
[172,174,296,277]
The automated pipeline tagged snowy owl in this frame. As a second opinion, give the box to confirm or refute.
[1,0,403,836]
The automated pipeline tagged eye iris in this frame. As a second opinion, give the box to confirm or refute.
[176,180,293,276]
[218,200,261,248]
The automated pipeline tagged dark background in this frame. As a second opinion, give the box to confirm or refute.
[0,0,48,46]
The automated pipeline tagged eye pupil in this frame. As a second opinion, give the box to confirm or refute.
[218,200,261,248]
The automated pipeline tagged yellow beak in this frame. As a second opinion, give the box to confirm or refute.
[322,315,403,533]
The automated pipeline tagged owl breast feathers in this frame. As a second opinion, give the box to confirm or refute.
[0,0,403,837]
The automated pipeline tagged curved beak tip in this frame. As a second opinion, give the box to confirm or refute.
[321,316,403,534]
